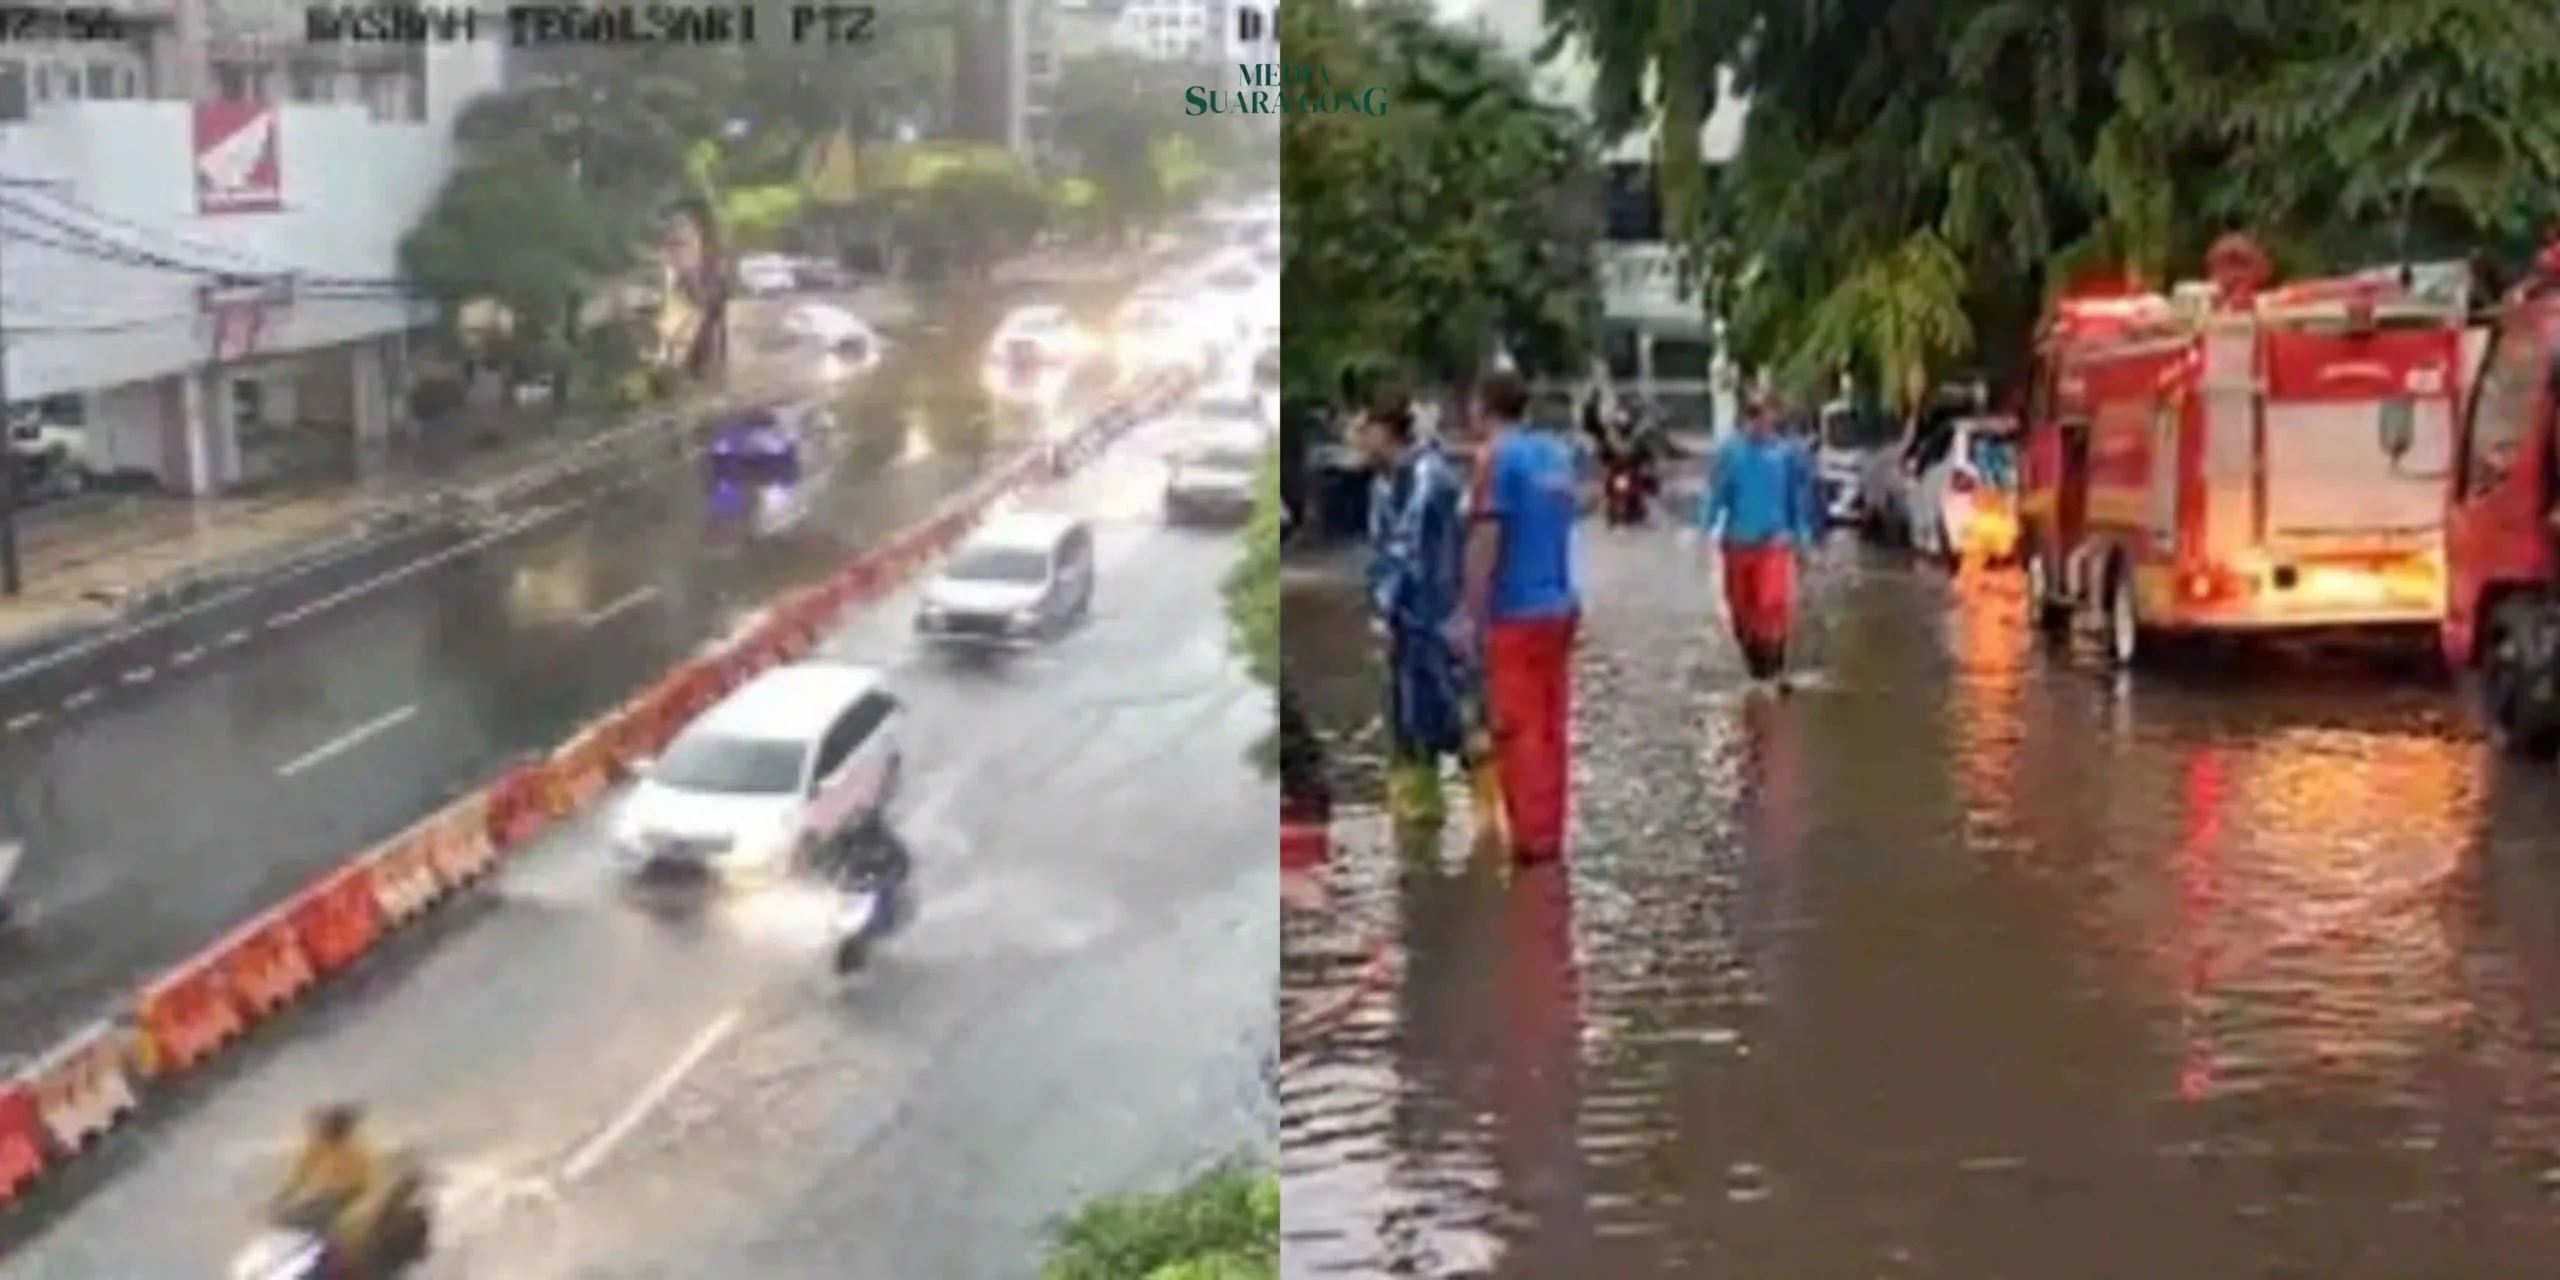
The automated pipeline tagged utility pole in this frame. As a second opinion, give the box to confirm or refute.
[0,196,19,597]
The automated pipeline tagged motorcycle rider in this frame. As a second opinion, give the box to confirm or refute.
[271,1104,401,1268]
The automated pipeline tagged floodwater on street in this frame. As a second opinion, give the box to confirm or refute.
[0,273,1135,1061]
[1280,524,2560,1278]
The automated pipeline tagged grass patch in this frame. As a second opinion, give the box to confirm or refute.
[1043,1161,1279,1280]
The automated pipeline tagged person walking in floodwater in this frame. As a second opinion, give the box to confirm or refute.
[1357,387,1474,826]
[1701,399,1821,686]
[1464,370,1580,864]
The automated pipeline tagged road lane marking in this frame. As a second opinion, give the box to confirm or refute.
[578,586,661,630]
[560,1008,742,1185]
[121,666,152,684]
[221,629,249,646]
[4,712,38,732]
[276,703,418,778]
[61,689,96,710]
[172,645,205,666]
[262,518,527,631]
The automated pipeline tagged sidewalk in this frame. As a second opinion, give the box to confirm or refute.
[0,275,972,655]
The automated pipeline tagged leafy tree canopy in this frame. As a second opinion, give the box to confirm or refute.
[1545,0,2560,407]
[398,144,630,365]
[1284,0,1601,406]
[1052,53,1259,228]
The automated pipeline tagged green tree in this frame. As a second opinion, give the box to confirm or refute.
[398,144,632,383]
[1283,0,1599,406]
[1545,0,2560,405]
[1223,448,1280,692]
[1045,1163,1279,1280]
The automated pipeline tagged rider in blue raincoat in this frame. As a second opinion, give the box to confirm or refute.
[1357,393,1471,824]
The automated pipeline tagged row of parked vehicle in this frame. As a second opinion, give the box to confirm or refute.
[1829,231,2560,759]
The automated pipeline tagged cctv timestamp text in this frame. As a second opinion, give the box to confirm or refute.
[0,5,135,42]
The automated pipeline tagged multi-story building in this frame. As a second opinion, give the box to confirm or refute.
[1112,0,1217,62]
[1434,0,1746,434]
[0,0,499,496]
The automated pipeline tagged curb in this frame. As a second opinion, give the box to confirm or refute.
[0,366,1203,1226]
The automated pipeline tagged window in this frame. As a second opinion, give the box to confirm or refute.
[823,693,899,772]
[1652,338,1712,381]
[58,65,81,100]
[1602,323,1641,379]
[83,63,116,100]
[231,379,265,431]
[945,545,1053,584]
[215,65,252,99]
[1603,162,1664,243]
[0,60,28,120]
[289,66,322,102]
[652,734,806,795]
[2463,324,2547,497]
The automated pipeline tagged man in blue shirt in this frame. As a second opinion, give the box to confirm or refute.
[1700,400,1821,684]
[1463,370,1580,865]
[1357,390,1472,826]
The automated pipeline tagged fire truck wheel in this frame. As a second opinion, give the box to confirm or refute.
[2484,598,2560,759]
[2025,549,2069,634]
[2104,570,2145,668]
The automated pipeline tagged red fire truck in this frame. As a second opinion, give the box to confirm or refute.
[2442,244,2560,753]
[2019,235,2473,667]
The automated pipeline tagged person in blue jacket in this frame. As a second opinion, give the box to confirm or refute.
[1700,400,1822,684]
[1356,390,1473,824]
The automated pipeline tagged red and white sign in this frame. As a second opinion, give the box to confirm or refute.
[194,101,282,215]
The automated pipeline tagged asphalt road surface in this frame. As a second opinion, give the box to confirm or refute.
[0,294,1148,1063]
[2,406,1277,1278]
[1282,521,2560,1278]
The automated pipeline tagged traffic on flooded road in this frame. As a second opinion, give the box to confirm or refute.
[3,385,1274,1280]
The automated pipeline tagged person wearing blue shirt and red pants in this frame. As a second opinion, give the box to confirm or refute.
[1701,401,1821,684]
[1464,371,1581,866]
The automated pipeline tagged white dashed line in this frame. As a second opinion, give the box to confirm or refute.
[61,689,97,710]
[559,1008,741,1185]
[578,586,660,630]
[221,630,249,646]
[172,646,205,666]
[275,703,418,778]
[5,712,40,732]
[121,666,152,684]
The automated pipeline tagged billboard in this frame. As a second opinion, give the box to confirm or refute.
[195,101,283,215]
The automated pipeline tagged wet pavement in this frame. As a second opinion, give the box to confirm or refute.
[0,274,1152,1063]
[1280,521,2560,1278]
[0,406,1276,1278]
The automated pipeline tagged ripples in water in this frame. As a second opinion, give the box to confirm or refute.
[1280,533,2560,1277]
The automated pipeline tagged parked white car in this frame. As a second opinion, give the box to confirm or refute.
[1904,414,2022,561]
[610,663,905,883]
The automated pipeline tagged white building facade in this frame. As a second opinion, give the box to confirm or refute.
[0,3,500,496]
[1433,0,1747,433]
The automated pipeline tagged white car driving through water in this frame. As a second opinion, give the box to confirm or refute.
[610,663,905,884]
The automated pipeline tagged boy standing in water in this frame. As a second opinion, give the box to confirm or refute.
[1464,371,1581,865]
[1701,400,1820,685]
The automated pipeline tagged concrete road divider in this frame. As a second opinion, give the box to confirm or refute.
[546,726,621,815]
[22,1022,138,1156]
[425,793,499,886]
[287,864,385,974]
[212,909,318,1021]
[0,365,1200,1217]
[134,956,245,1078]
[363,825,446,925]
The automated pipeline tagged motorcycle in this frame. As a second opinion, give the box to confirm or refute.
[1600,453,1654,526]
[822,831,915,975]
[230,1154,434,1280]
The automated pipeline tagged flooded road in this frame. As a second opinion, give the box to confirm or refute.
[1280,525,2560,1278]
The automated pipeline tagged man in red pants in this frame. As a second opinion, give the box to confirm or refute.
[1464,371,1582,865]
[1700,400,1820,684]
